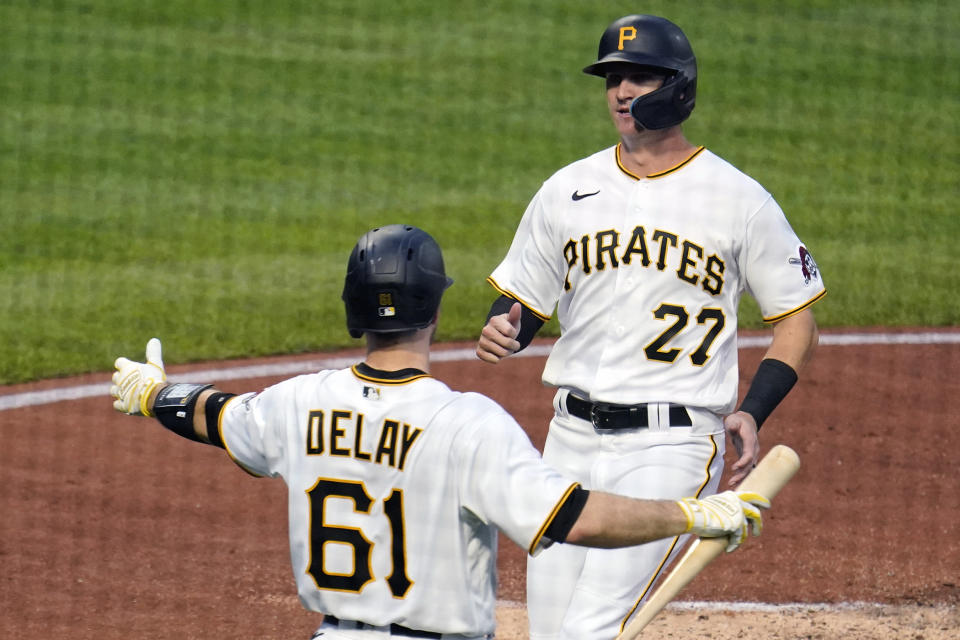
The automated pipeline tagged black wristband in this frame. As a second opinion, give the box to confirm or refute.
[485,295,545,351]
[204,392,236,448]
[154,383,213,443]
[738,359,798,430]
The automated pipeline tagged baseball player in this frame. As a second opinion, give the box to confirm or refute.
[111,224,769,640]
[476,15,826,640]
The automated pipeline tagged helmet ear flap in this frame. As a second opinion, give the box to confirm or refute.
[629,72,695,130]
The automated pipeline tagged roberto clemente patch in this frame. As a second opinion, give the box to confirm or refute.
[789,246,820,285]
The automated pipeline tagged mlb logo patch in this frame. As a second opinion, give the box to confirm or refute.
[363,386,381,400]
[378,292,396,317]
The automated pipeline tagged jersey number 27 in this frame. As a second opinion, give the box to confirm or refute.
[645,304,725,365]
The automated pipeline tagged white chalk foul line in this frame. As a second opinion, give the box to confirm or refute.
[496,598,925,613]
[1,332,958,412]
[663,600,885,612]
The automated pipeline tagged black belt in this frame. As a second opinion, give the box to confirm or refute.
[323,615,442,639]
[566,394,692,430]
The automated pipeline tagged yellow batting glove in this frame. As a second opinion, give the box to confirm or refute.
[111,338,167,416]
[677,490,770,552]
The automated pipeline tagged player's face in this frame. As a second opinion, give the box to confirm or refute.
[605,65,666,136]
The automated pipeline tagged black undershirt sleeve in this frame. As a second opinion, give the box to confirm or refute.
[737,358,798,430]
[485,295,545,351]
[204,392,236,448]
[544,486,590,543]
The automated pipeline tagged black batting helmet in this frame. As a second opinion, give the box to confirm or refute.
[583,15,697,130]
[342,224,453,339]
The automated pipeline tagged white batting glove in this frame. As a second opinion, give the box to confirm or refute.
[111,338,166,417]
[676,491,770,552]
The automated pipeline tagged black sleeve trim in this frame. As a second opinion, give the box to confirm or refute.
[204,392,236,448]
[738,358,798,430]
[485,295,545,351]
[544,486,590,543]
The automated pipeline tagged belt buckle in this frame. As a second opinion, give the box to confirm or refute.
[590,402,645,432]
[588,403,605,430]
[590,402,621,432]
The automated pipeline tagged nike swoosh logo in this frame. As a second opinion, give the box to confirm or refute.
[571,189,600,201]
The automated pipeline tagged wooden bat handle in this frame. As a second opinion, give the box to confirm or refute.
[615,444,801,640]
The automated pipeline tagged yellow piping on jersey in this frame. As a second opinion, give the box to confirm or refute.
[619,434,720,634]
[528,482,581,556]
[485,277,552,322]
[218,395,267,478]
[615,144,705,180]
[763,289,827,323]
[350,365,432,385]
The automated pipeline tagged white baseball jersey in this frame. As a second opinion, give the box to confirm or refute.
[489,145,826,417]
[217,363,577,636]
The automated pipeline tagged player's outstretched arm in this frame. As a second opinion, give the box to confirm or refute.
[111,338,231,447]
[564,491,768,552]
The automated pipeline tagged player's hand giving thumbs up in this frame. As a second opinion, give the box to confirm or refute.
[476,302,522,364]
[111,338,167,416]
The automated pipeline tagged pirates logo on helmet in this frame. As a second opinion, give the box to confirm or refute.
[583,14,697,130]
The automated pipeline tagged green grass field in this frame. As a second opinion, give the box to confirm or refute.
[1,0,957,384]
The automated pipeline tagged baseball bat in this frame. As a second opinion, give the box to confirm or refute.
[615,444,801,640]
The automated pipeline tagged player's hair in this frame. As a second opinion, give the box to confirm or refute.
[365,329,422,349]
